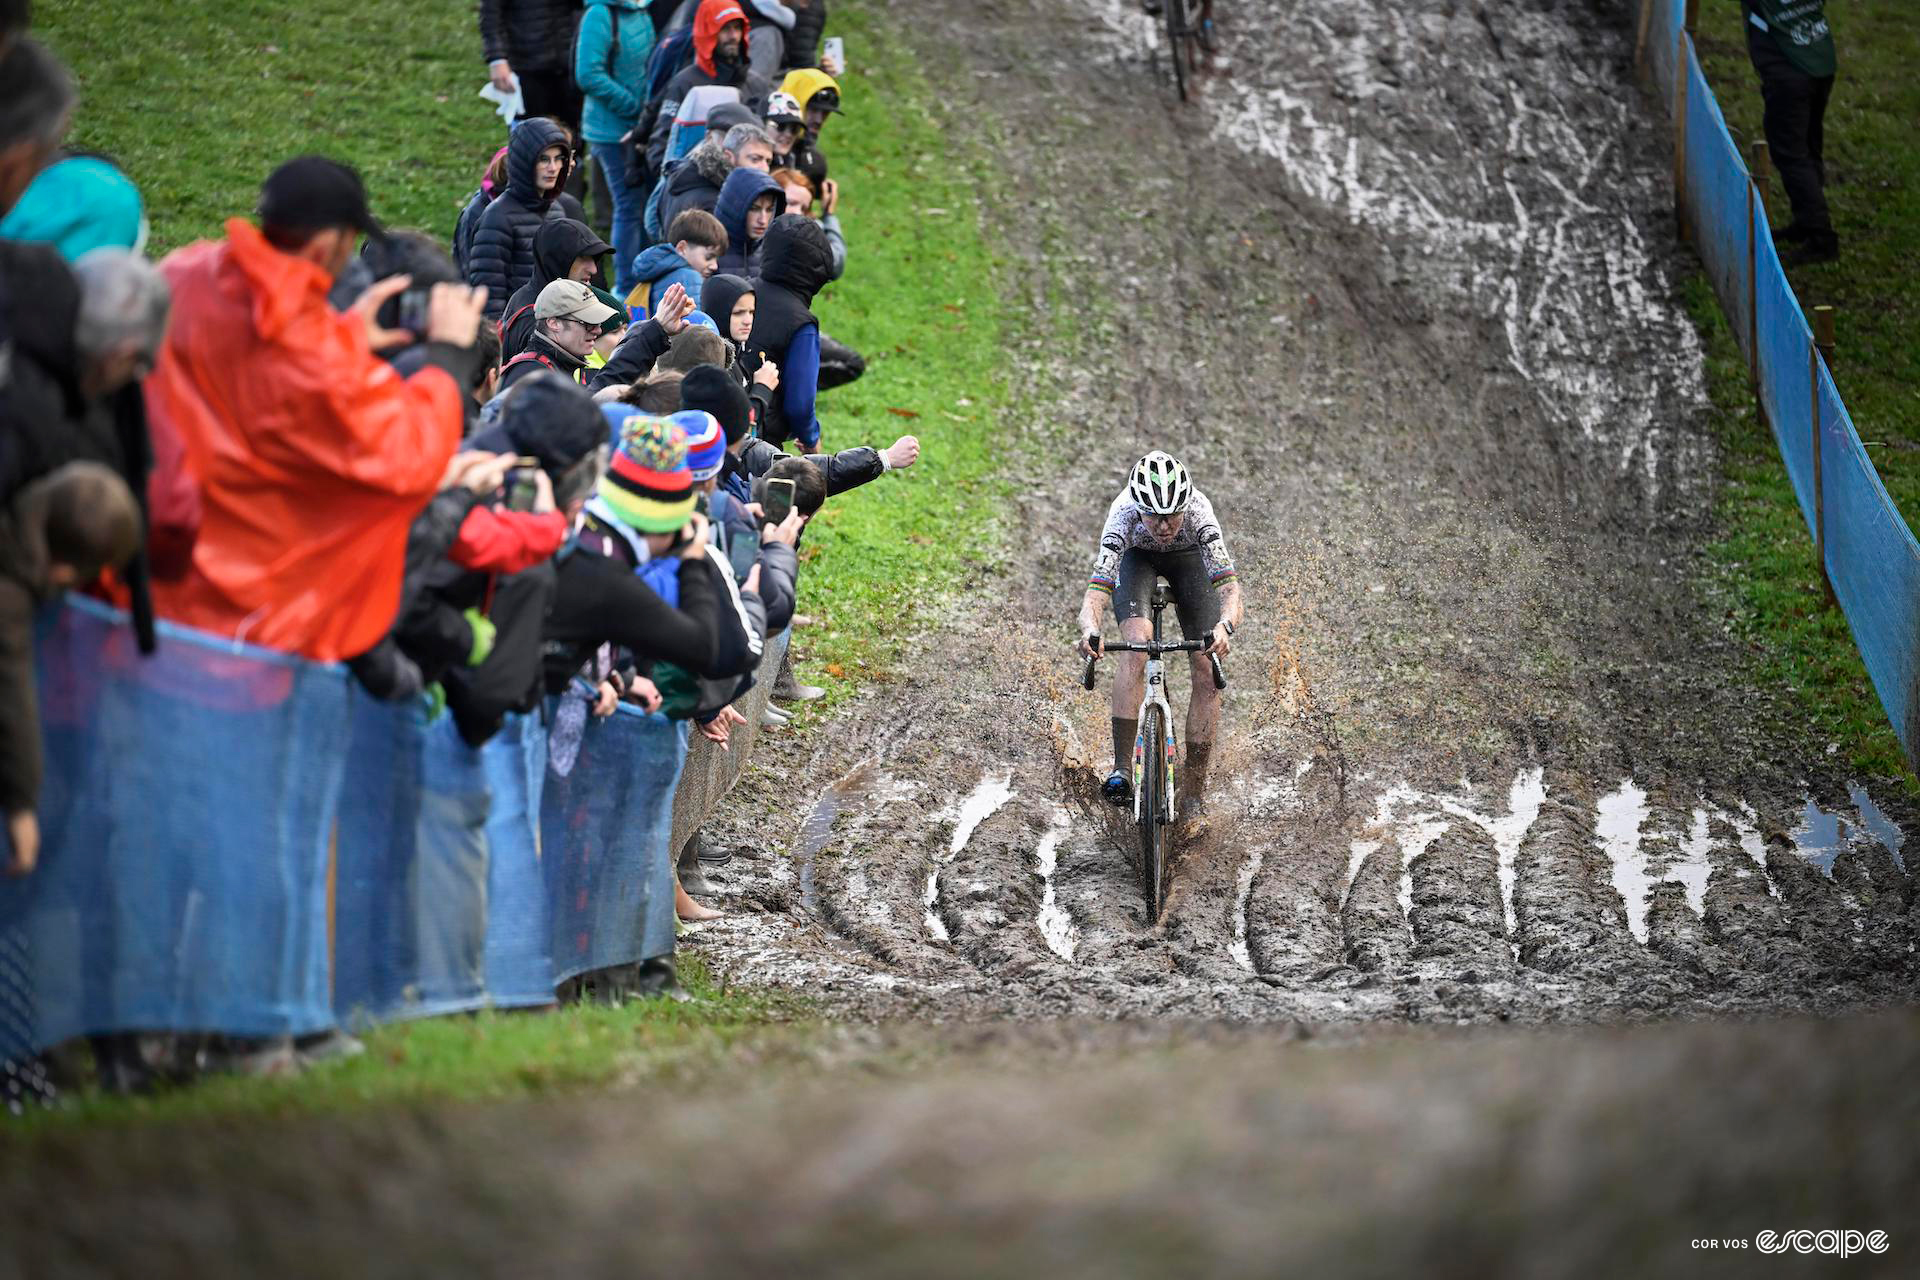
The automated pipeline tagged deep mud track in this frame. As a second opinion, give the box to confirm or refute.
[695,0,1919,1025]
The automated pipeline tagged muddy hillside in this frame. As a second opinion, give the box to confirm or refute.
[694,0,1918,1024]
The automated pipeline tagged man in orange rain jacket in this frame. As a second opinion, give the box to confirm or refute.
[145,157,489,662]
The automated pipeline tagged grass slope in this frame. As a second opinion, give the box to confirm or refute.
[20,0,1008,1123]
[1680,3,1919,787]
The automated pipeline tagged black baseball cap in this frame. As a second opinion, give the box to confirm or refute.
[258,155,386,239]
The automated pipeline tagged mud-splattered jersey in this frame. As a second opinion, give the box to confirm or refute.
[1088,487,1237,594]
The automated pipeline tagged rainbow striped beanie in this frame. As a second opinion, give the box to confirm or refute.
[600,416,695,533]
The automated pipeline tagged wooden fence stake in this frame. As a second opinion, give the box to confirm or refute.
[1750,140,1771,225]
[1814,304,1836,370]
[1809,336,1833,605]
[1746,180,1760,393]
[1685,0,1700,35]
[1635,0,1656,74]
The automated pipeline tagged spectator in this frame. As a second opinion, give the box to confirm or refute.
[777,66,839,186]
[772,166,844,280]
[695,271,777,425]
[657,324,730,373]
[500,217,613,359]
[587,279,696,392]
[1744,0,1838,265]
[646,0,773,175]
[0,154,146,259]
[144,156,486,661]
[0,37,70,219]
[452,146,509,274]
[480,0,583,132]
[0,242,122,500]
[764,91,805,168]
[467,117,575,321]
[499,279,620,392]
[630,207,727,315]
[575,0,659,296]
[781,0,827,74]
[745,0,795,81]
[618,366,690,413]
[713,165,783,275]
[655,119,773,242]
[746,212,831,449]
[0,462,141,876]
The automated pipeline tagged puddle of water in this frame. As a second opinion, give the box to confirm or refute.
[1849,783,1907,875]
[925,771,1017,940]
[1436,768,1547,959]
[1793,799,1848,879]
[1394,815,1450,938]
[1595,780,1651,944]
[1033,809,1078,962]
[1671,808,1715,920]
[795,761,881,916]
[1726,801,1779,899]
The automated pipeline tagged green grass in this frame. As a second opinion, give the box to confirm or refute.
[1680,3,1920,788]
[19,1,1013,1122]
[7,958,802,1135]
[775,8,1014,705]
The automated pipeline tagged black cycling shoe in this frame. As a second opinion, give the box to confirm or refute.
[1102,770,1132,806]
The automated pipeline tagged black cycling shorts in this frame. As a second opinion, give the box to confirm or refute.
[1113,547,1221,640]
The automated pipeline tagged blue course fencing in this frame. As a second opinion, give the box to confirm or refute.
[1,600,711,1060]
[1647,0,1920,772]
[0,600,351,1054]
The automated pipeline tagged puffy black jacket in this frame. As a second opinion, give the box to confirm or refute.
[747,214,833,445]
[467,118,575,321]
[501,217,611,358]
[478,0,581,75]
[654,139,731,239]
[783,0,825,71]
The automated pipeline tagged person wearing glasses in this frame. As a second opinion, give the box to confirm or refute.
[497,280,621,392]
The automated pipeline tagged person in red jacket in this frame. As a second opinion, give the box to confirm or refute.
[143,157,488,662]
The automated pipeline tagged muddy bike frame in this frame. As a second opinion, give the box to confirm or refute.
[1081,581,1227,919]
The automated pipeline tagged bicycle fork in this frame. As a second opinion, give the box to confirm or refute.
[1131,660,1177,826]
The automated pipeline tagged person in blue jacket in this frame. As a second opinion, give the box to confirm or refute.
[575,0,659,295]
[745,212,832,450]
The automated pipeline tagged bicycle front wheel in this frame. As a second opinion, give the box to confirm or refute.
[1166,0,1191,101]
[1139,704,1168,920]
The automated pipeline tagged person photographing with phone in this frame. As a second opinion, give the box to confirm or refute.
[1076,451,1242,819]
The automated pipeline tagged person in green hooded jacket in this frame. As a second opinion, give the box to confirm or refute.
[1742,0,1838,264]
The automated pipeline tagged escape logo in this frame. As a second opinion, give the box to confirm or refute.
[1694,1231,1890,1257]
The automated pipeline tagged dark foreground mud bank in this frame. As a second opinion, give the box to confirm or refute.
[8,1012,1914,1277]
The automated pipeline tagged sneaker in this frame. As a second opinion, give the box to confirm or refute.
[773,680,826,704]
[294,1030,366,1066]
[1102,770,1132,807]
[200,1034,299,1078]
[762,704,791,728]
[633,957,691,1002]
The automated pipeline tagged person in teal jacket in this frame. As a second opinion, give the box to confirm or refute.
[576,0,658,295]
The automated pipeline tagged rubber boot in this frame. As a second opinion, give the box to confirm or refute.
[678,833,718,897]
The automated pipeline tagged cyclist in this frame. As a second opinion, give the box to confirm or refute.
[1076,451,1243,817]
[1142,0,1216,40]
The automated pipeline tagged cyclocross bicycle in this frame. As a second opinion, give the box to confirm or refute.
[1160,0,1216,102]
[1081,581,1227,922]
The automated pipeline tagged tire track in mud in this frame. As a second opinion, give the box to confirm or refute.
[692,0,1918,1025]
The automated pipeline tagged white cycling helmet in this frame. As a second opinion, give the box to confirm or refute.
[1128,450,1192,515]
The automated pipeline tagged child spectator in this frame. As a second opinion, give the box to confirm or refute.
[746,212,832,448]
[467,117,575,321]
[0,463,141,876]
[713,166,784,275]
[630,207,727,316]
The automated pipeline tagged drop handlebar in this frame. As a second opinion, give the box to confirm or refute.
[1080,640,1227,692]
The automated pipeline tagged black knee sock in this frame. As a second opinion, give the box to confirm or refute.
[1111,717,1138,774]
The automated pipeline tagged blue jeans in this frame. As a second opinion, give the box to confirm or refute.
[595,143,647,297]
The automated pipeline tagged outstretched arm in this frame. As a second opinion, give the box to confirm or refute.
[1076,587,1110,658]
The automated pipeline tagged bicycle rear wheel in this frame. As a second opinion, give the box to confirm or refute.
[1138,704,1168,920]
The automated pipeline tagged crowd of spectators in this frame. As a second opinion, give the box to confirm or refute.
[0,0,918,1099]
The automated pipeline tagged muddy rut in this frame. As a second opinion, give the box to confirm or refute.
[693,0,1919,1024]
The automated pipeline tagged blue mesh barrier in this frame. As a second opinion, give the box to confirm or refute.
[541,698,687,985]
[334,698,494,1026]
[0,600,348,1054]
[1751,208,1818,538]
[481,712,554,1006]
[1682,44,1753,362]
[1817,369,1920,764]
